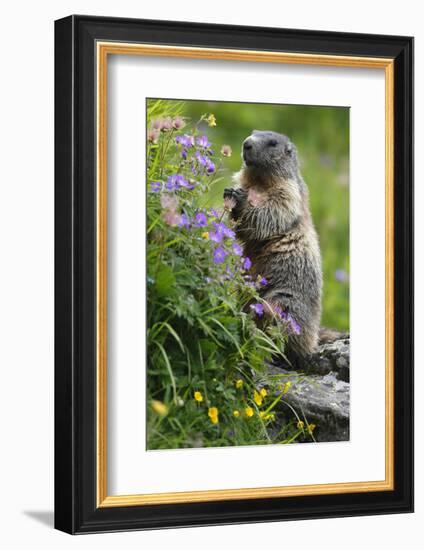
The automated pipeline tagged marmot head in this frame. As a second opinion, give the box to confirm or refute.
[242,130,299,180]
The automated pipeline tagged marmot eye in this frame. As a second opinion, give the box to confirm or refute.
[268,139,278,147]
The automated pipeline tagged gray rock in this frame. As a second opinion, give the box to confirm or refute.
[269,336,350,442]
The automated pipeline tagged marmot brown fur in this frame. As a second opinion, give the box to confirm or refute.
[224,130,322,360]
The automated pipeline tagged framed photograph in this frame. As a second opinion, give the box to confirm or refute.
[54,15,413,534]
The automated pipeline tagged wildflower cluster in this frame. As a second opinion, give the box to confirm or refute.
[146,101,309,450]
[191,381,284,428]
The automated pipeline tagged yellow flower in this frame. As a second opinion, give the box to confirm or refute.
[235,379,243,389]
[253,390,263,406]
[208,407,219,424]
[233,410,240,418]
[194,391,203,402]
[245,406,254,418]
[307,423,316,435]
[283,381,292,394]
[260,388,267,398]
[206,113,217,127]
[201,232,209,240]
[151,400,168,416]
[260,411,275,421]
[297,420,305,430]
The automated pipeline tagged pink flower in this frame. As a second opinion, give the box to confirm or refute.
[160,194,179,211]
[151,118,163,130]
[163,210,181,226]
[220,144,232,157]
[147,128,160,144]
[161,117,173,131]
[172,116,185,130]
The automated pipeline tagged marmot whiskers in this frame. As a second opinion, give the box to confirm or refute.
[224,130,322,359]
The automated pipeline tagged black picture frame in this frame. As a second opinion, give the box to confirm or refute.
[55,14,414,534]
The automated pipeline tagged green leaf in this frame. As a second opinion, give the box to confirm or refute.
[207,317,244,358]
[199,339,218,357]
[155,265,176,297]
[160,321,185,353]
[155,341,177,404]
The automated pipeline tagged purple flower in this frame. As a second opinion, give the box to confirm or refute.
[177,176,193,189]
[335,269,349,283]
[150,181,162,193]
[174,175,186,189]
[166,174,192,190]
[209,231,222,243]
[166,175,178,191]
[178,213,190,228]
[274,307,301,335]
[287,314,301,335]
[274,306,284,318]
[225,227,235,239]
[232,242,243,256]
[176,134,194,148]
[213,246,227,264]
[226,266,234,278]
[250,303,264,317]
[242,257,252,270]
[209,208,219,218]
[212,222,235,240]
[259,277,268,286]
[196,135,211,148]
[194,152,215,173]
[195,151,207,166]
[194,212,208,227]
[181,149,188,160]
[205,159,215,174]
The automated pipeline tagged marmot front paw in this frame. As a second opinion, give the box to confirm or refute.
[224,187,247,205]
[223,188,247,220]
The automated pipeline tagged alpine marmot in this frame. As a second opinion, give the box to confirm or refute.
[224,130,322,359]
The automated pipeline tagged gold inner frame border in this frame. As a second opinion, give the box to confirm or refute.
[96,42,394,508]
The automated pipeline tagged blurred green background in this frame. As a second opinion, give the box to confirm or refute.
[152,99,350,332]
